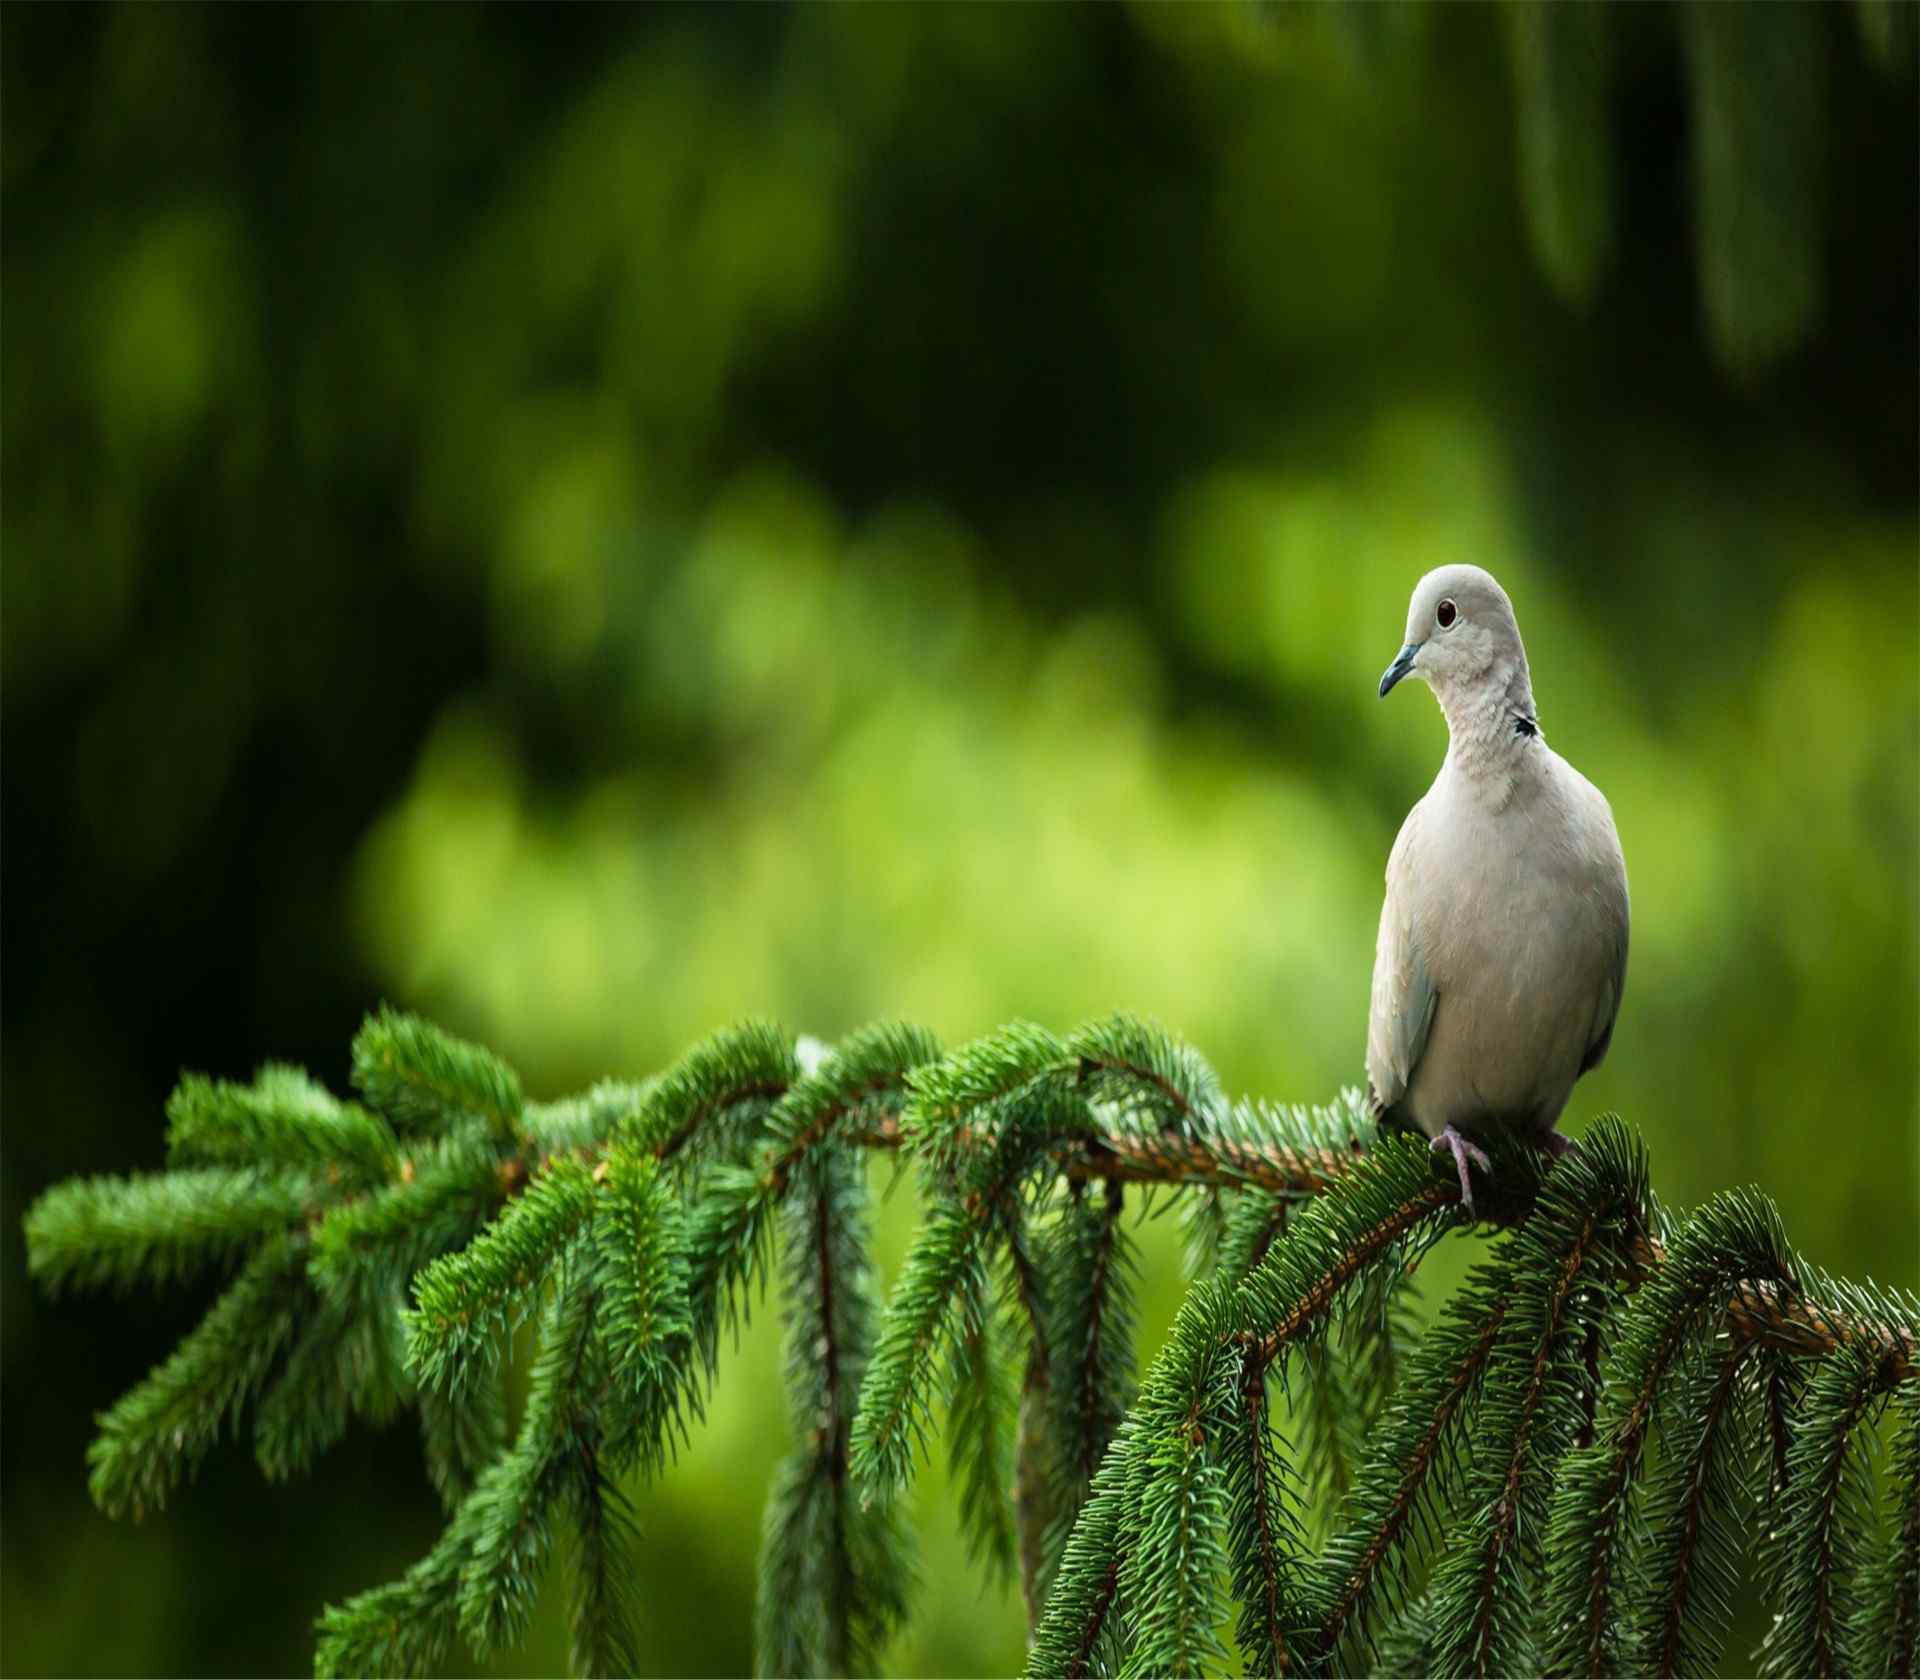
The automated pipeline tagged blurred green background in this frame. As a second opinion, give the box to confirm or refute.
[3,4,1915,1675]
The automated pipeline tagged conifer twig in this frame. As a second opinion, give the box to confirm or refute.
[28,1008,1920,1680]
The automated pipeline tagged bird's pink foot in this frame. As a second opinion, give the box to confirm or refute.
[1534,1130,1577,1161]
[1432,1125,1492,1212]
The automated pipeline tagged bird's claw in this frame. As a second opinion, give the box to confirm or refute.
[1432,1126,1491,1212]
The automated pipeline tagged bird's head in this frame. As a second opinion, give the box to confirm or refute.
[1377,564,1529,704]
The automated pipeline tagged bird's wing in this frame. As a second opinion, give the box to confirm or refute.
[1582,852,1628,1075]
[1366,812,1437,1116]
[1578,791,1630,1076]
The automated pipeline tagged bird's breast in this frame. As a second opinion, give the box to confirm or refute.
[1405,795,1615,1131]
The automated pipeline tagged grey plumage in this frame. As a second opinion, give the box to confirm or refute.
[1367,565,1629,1208]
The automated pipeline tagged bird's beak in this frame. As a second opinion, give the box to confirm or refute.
[1378,641,1422,698]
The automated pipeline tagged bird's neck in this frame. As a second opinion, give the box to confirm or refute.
[1438,661,1540,776]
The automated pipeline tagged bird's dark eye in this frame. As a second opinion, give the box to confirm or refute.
[1436,599,1457,629]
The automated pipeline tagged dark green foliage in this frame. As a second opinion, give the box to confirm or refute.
[406,1156,597,1396]
[757,1144,911,1677]
[1756,1338,1888,1679]
[1315,1260,1512,1667]
[684,1021,937,1368]
[593,1143,695,1471]
[1216,1189,1293,1285]
[1854,0,1919,74]
[87,1234,307,1519]
[26,1167,317,1294]
[352,1006,525,1144]
[1682,2,1829,373]
[567,1449,645,1680]
[1422,1125,1648,1678]
[457,1276,602,1657]
[1506,0,1614,306]
[1541,1185,1793,1677]
[1064,1013,1225,1136]
[257,1297,398,1485]
[168,1064,401,1184]
[851,1019,1108,1501]
[1222,1342,1311,1677]
[620,1018,798,1170]
[417,1373,508,1513]
[1117,1277,1237,1679]
[314,1492,488,1678]
[307,1125,508,1315]
[1859,1384,1920,1677]
[25,1010,1920,1678]
[947,1262,1021,1585]
[847,1192,995,1499]
[1618,1336,1760,1677]
[1038,1178,1139,1583]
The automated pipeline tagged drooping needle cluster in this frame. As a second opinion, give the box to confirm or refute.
[24,1008,1920,1679]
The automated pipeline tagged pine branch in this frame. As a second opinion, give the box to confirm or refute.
[625,1019,797,1170]
[1017,1339,1063,1634]
[307,1125,510,1316]
[860,1113,1359,1198]
[417,1371,508,1512]
[1294,1335,1361,1536]
[948,1264,1020,1586]
[758,1144,910,1678]
[1858,1380,1920,1678]
[1041,1179,1137,1539]
[30,1008,1920,1680]
[1063,1013,1226,1133]
[352,1006,525,1145]
[1542,1186,1793,1678]
[167,1064,400,1184]
[256,1295,401,1485]
[1315,1264,1511,1666]
[1112,1135,1455,1678]
[1115,1278,1237,1680]
[87,1234,307,1519]
[405,1155,597,1396]
[567,1438,644,1680]
[1235,1138,1458,1367]
[848,1193,991,1498]
[314,1491,488,1678]
[26,1167,317,1294]
[683,1024,922,1377]
[456,1267,603,1657]
[1624,1336,1761,1678]
[1026,1428,1134,1679]
[853,1022,1097,1499]
[593,1141,695,1472]
[1756,1338,1888,1679]
[1425,1122,1649,1679]
[1223,1340,1309,1676]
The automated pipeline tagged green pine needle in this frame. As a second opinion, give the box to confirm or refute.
[1541,1183,1794,1677]
[457,1270,601,1657]
[1423,1121,1649,1679]
[1856,1378,1920,1677]
[405,1155,596,1396]
[1620,1335,1763,1677]
[27,1166,315,1295]
[167,1064,400,1183]
[352,1005,525,1144]
[948,1263,1021,1585]
[1756,1338,1889,1679]
[29,1012,1920,1680]
[88,1234,306,1519]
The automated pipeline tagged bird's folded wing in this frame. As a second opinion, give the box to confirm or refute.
[1579,904,1629,1075]
[1366,890,1436,1116]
